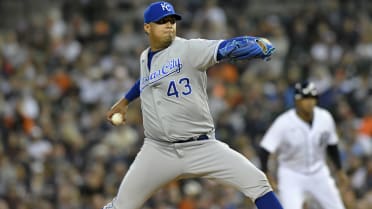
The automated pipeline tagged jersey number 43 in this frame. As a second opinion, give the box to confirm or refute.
[167,77,192,97]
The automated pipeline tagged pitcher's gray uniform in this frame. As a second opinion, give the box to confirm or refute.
[103,2,282,209]
[111,37,269,209]
[140,37,218,141]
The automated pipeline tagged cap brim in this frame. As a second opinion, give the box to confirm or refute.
[295,94,318,100]
[152,13,182,23]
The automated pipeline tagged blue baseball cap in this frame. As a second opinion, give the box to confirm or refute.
[144,1,182,23]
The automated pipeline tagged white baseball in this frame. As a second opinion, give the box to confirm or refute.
[111,113,123,125]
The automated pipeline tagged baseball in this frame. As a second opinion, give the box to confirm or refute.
[111,113,123,125]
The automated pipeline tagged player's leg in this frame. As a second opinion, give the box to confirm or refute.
[182,140,283,209]
[103,139,184,209]
[306,172,345,209]
[277,167,306,209]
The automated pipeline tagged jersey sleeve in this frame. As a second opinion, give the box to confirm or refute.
[260,118,284,153]
[327,111,339,145]
[186,39,222,70]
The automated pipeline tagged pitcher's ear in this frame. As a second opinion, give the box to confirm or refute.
[144,24,150,34]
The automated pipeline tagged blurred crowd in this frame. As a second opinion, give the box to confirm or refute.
[0,0,371,209]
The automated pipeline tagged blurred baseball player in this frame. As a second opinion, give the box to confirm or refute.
[259,81,347,209]
[103,1,283,209]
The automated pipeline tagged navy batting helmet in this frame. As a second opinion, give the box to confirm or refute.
[294,81,318,100]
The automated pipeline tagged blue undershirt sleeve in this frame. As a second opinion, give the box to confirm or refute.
[124,79,140,102]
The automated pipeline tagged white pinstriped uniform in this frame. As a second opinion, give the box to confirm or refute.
[260,107,345,209]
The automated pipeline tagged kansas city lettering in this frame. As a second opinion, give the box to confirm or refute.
[140,58,182,90]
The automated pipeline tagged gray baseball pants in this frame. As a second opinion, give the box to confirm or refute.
[105,138,272,209]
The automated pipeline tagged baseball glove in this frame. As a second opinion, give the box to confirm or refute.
[218,36,275,61]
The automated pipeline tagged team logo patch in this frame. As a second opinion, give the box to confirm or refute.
[140,58,183,91]
[160,3,171,11]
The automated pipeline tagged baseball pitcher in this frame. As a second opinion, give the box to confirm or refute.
[104,1,282,209]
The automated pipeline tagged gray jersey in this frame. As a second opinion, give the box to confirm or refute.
[139,37,222,142]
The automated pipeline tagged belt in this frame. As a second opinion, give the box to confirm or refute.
[173,134,209,143]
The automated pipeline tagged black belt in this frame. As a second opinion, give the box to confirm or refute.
[173,134,209,143]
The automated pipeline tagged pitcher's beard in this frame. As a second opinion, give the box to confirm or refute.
[162,34,175,47]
